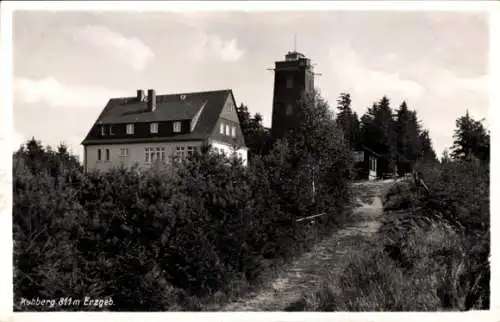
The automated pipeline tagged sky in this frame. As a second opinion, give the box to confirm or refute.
[12,10,489,159]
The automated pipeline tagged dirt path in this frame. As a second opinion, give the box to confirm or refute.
[218,179,395,311]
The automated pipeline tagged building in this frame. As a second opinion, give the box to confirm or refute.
[81,89,247,172]
[270,51,316,140]
[353,146,380,181]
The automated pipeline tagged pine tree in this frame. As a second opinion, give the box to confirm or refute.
[14,138,82,176]
[419,129,438,162]
[236,103,272,160]
[394,101,422,174]
[335,93,360,149]
[450,110,490,162]
[359,103,378,150]
[359,97,396,175]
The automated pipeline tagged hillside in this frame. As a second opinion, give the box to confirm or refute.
[210,180,394,311]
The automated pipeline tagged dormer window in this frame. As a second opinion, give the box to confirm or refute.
[225,124,230,136]
[220,122,224,134]
[231,126,236,138]
[126,124,134,135]
[150,122,159,134]
[173,121,181,133]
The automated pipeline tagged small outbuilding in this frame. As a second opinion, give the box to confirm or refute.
[353,146,381,181]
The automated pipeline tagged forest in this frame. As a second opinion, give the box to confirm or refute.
[12,91,490,311]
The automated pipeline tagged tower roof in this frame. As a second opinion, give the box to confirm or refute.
[285,51,306,61]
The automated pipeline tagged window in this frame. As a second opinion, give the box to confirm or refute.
[109,125,114,135]
[286,104,293,115]
[145,147,165,163]
[97,149,102,161]
[286,76,294,89]
[176,146,186,160]
[120,148,128,157]
[187,146,197,157]
[353,151,364,163]
[150,123,159,134]
[225,124,230,136]
[173,122,181,133]
[126,124,134,135]
[231,126,236,138]
[370,157,376,171]
[100,126,106,136]
[105,149,110,161]
[220,122,224,134]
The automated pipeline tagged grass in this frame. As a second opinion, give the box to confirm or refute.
[289,167,490,311]
[287,221,461,311]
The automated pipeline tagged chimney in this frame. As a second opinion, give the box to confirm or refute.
[137,89,145,102]
[147,89,156,112]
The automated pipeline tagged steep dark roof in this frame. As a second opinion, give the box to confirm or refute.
[98,98,206,124]
[82,89,236,145]
[359,145,382,158]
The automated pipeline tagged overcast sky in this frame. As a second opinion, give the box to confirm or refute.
[13,10,489,159]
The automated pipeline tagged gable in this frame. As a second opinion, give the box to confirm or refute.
[209,92,247,149]
[219,95,240,122]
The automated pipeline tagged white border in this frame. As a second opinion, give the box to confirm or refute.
[1,1,498,321]
[489,1,500,318]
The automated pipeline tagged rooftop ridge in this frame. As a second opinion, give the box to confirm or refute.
[115,88,232,100]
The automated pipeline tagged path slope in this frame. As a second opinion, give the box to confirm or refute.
[218,179,394,311]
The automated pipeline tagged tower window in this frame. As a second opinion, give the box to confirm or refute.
[286,104,293,115]
[286,76,294,89]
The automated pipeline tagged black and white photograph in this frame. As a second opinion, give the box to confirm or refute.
[1,0,496,317]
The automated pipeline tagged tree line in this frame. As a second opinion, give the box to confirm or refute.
[237,92,489,175]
